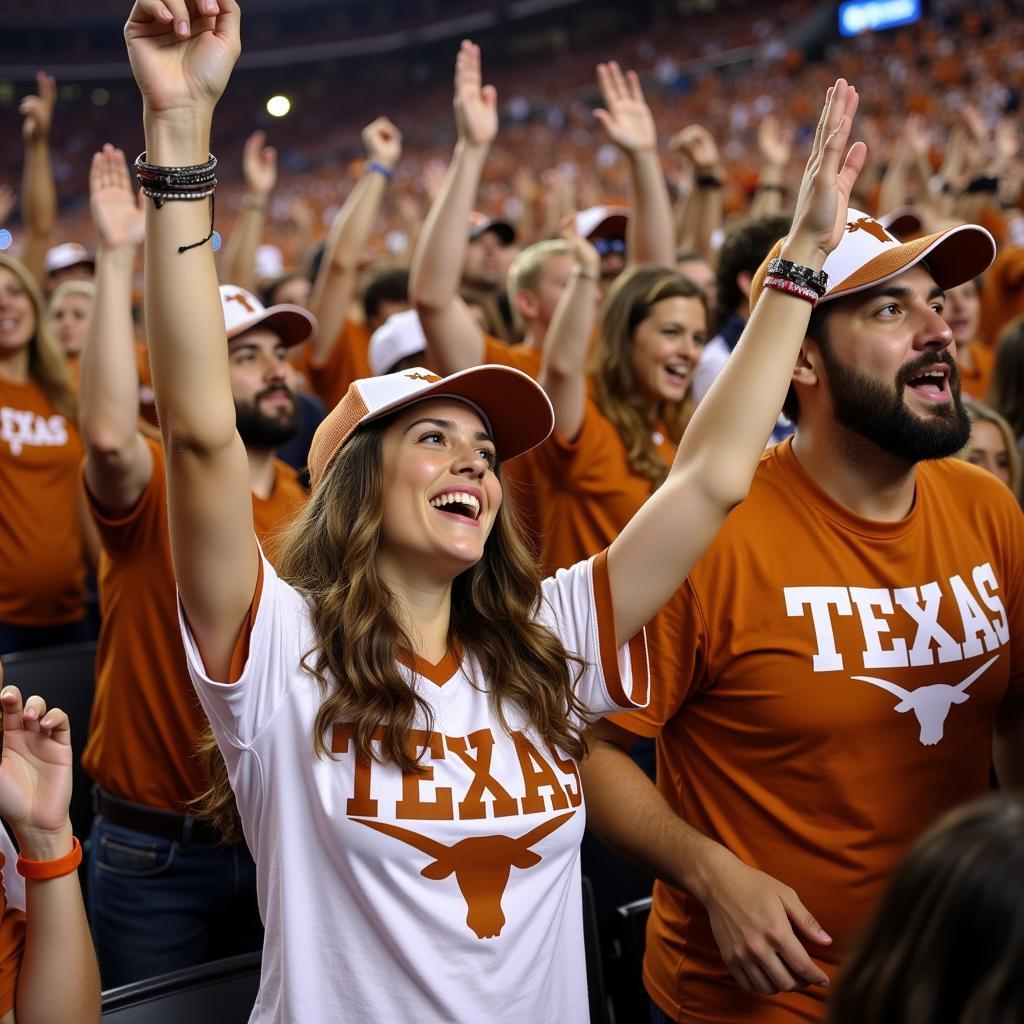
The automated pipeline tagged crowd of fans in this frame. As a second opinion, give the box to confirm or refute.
[0,0,1021,1021]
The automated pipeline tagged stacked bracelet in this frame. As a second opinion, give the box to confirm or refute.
[17,837,82,880]
[135,152,218,254]
[764,274,820,305]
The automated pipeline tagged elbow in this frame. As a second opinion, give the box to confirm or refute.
[410,284,444,316]
[81,420,137,465]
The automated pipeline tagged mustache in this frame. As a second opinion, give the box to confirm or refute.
[896,351,959,389]
[256,384,295,403]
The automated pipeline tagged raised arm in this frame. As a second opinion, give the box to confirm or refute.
[538,217,600,441]
[410,40,496,373]
[670,124,724,261]
[749,115,793,220]
[18,73,57,289]
[607,79,867,646]
[218,130,276,291]
[80,145,153,513]
[126,0,255,680]
[594,62,675,268]
[306,117,402,365]
[0,674,100,1024]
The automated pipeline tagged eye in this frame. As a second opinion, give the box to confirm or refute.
[417,430,446,445]
[876,303,901,318]
[476,447,498,469]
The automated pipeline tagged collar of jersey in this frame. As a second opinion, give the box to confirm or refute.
[396,641,463,688]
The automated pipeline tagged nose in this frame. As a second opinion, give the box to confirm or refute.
[453,443,488,479]
[915,303,954,353]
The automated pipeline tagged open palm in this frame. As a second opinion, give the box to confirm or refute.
[595,62,657,153]
[453,40,497,147]
[90,144,145,250]
[0,682,71,836]
[124,0,240,116]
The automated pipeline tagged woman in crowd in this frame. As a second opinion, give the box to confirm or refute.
[0,255,90,654]
[989,315,1024,449]
[48,281,94,368]
[0,664,101,1023]
[125,0,862,1019]
[828,795,1024,1024]
[961,399,1023,505]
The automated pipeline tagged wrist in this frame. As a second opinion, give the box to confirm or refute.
[683,840,738,905]
[573,264,599,282]
[96,242,139,264]
[778,239,828,272]
[144,111,213,166]
[14,821,74,863]
[454,138,491,163]
[242,194,268,211]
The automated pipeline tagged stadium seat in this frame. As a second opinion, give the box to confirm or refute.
[611,895,652,1020]
[1,642,97,841]
[101,951,261,1023]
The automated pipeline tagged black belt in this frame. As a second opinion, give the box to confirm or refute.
[96,789,222,846]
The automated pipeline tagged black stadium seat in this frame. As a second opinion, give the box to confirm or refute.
[101,952,261,1023]
[1,642,97,841]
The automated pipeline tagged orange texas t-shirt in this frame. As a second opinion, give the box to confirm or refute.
[957,341,996,400]
[612,439,1024,1024]
[83,438,307,812]
[290,318,372,411]
[979,244,1024,347]
[0,378,86,625]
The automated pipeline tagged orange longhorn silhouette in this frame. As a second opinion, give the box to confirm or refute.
[845,217,891,243]
[354,811,576,938]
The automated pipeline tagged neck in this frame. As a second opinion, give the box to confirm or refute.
[245,445,277,500]
[522,326,542,350]
[791,422,917,522]
[376,556,453,663]
[0,346,30,384]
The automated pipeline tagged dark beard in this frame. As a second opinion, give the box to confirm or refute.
[235,388,298,448]
[822,348,971,463]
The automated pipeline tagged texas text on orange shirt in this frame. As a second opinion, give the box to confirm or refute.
[82,437,307,812]
[612,439,1024,1024]
[0,378,86,625]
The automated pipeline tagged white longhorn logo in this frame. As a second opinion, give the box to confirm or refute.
[852,655,999,746]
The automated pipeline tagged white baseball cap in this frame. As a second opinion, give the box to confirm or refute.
[751,209,995,307]
[219,284,316,349]
[369,309,427,376]
[575,205,629,240]
[306,365,553,491]
[45,242,94,276]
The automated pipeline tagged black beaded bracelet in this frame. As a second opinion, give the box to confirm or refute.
[964,175,999,195]
[766,257,828,298]
[135,152,219,253]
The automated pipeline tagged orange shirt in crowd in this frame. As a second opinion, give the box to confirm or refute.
[958,341,996,400]
[979,244,1024,346]
[82,438,307,812]
[481,333,543,378]
[291,319,372,411]
[612,439,1024,1024]
[0,853,25,1018]
[0,378,86,626]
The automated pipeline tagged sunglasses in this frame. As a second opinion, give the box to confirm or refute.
[592,237,627,257]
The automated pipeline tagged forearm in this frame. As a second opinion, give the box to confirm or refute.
[308,171,387,364]
[693,182,724,260]
[16,825,100,1024]
[750,162,786,219]
[627,149,675,267]
[219,201,266,290]
[19,139,55,286]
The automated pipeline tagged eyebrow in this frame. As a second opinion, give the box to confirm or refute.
[406,417,494,444]
[861,284,945,305]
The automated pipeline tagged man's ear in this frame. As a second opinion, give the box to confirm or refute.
[793,335,825,388]
[515,289,538,323]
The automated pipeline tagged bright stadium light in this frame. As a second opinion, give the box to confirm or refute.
[266,95,291,118]
[0,230,11,251]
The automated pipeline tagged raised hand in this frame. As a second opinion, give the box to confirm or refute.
[758,115,794,171]
[362,116,403,171]
[90,144,146,251]
[453,40,497,149]
[784,79,866,265]
[242,129,277,198]
[124,0,241,119]
[560,212,600,279]
[670,123,720,173]
[0,671,73,846]
[20,70,56,142]
[594,61,657,155]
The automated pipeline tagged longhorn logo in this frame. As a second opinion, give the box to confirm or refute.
[851,655,998,746]
[405,372,442,383]
[353,811,575,938]
[845,216,892,243]
[224,291,257,313]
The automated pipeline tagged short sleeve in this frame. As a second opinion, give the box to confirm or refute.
[0,854,25,1017]
[482,335,542,378]
[530,400,626,492]
[538,550,649,720]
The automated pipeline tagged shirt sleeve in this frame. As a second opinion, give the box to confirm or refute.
[0,855,25,1018]
[537,550,649,720]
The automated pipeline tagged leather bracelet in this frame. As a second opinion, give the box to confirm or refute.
[242,195,267,211]
[17,836,82,880]
[764,274,819,306]
[758,183,786,194]
[366,161,393,181]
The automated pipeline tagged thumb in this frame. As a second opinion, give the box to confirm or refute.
[783,891,831,946]
[593,108,612,132]
[481,84,497,108]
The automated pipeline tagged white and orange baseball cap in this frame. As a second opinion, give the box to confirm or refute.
[219,284,317,349]
[307,365,553,490]
[45,242,94,276]
[575,205,629,240]
[752,209,995,308]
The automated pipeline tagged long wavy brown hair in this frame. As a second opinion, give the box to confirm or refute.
[591,265,706,488]
[0,254,77,419]
[199,413,589,841]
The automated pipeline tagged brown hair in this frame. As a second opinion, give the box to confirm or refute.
[828,795,1024,1024]
[988,316,1024,442]
[960,398,1024,505]
[592,265,707,488]
[0,254,77,420]
[198,414,588,840]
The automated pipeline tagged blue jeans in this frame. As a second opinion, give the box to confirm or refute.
[88,814,263,988]
[650,1002,675,1023]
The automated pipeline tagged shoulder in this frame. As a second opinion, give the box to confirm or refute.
[920,457,1023,523]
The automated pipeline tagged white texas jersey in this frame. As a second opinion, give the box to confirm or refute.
[180,550,648,1024]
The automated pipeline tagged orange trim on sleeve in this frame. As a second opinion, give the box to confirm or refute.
[226,555,266,684]
[592,549,649,708]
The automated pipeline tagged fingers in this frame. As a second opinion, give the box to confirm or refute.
[455,38,481,94]
[36,71,56,106]
[818,85,859,178]
[39,706,71,745]
[22,695,47,734]
[596,61,630,107]
[0,685,21,734]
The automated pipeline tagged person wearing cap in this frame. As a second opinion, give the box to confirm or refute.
[43,243,95,291]
[581,114,1024,1024]
[464,216,518,296]
[77,143,314,986]
[368,308,429,377]
[575,205,630,296]
[126,7,842,1020]
[944,275,995,399]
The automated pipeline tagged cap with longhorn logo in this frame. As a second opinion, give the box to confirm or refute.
[219,284,317,349]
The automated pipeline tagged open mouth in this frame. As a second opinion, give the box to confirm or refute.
[429,490,481,522]
[905,364,951,401]
[664,363,689,384]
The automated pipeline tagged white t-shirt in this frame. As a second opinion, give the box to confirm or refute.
[180,550,648,1024]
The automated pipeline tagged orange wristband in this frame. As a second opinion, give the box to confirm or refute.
[16,837,82,880]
